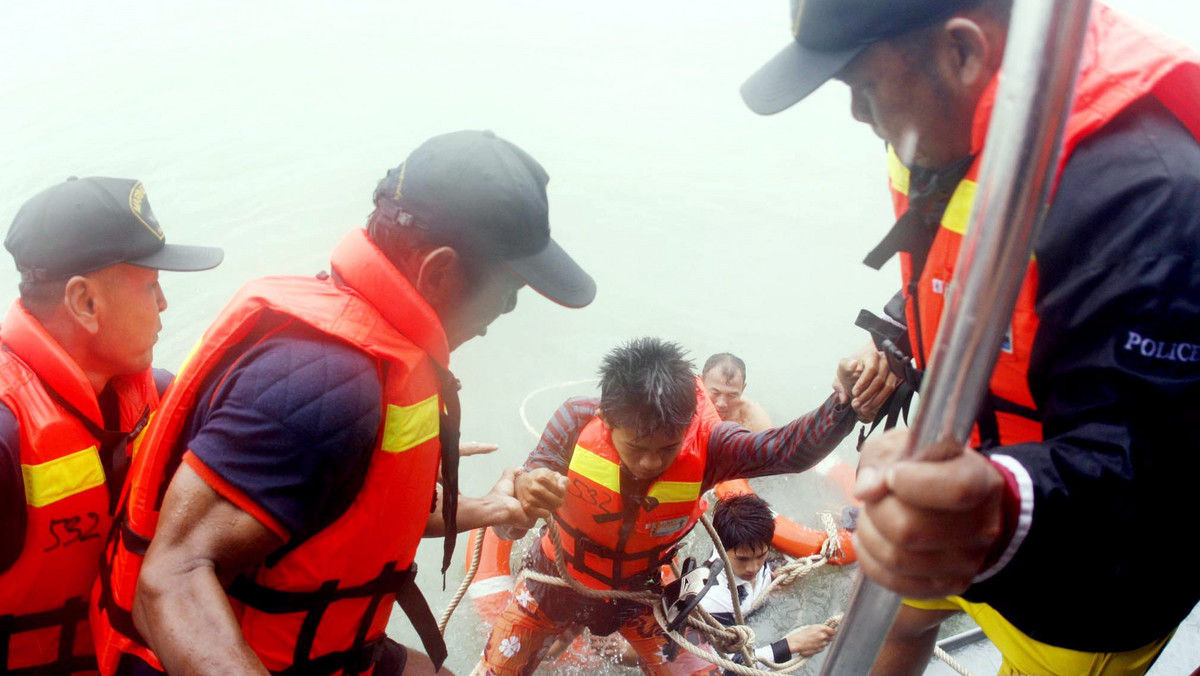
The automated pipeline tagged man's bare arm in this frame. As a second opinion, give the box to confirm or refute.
[423,467,539,537]
[134,462,285,676]
[870,606,958,676]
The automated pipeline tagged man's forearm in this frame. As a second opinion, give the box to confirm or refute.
[707,394,855,484]
[135,559,268,676]
[424,486,520,537]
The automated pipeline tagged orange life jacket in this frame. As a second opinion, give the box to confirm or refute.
[541,379,719,590]
[885,4,1200,447]
[91,229,453,676]
[0,301,157,675]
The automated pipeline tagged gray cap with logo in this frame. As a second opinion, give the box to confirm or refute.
[6,177,224,281]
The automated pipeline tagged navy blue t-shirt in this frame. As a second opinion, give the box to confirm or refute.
[180,324,383,543]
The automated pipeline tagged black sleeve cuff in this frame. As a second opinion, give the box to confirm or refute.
[772,639,791,662]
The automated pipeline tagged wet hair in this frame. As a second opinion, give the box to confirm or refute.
[702,353,747,384]
[599,337,697,439]
[712,494,775,553]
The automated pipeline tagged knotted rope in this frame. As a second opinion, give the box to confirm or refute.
[442,508,847,675]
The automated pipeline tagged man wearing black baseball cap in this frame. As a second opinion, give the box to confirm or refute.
[742,1,1200,674]
[93,131,595,676]
[0,177,223,674]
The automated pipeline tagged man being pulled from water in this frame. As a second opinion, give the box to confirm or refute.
[700,494,835,664]
[701,353,772,433]
[473,337,894,676]
[741,0,1200,674]
[90,130,596,676]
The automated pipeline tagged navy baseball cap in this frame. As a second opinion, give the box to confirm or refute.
[6,177,224,281]
[372,130,596,309]
[741,0,980,115]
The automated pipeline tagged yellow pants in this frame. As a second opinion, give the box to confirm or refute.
[905,597,1171,676]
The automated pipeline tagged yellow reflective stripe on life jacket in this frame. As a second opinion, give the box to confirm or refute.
[381,394,440,453]
[648,480,702,504]
[942,179,977,235]
[569,444,621,493]
[890,144,978,238]
[888,145,910,196]
[22,446,105,507]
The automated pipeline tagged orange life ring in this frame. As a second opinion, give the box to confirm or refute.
[713,479,856,565]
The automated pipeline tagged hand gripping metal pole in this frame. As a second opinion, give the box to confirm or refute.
[818,0,1094,673]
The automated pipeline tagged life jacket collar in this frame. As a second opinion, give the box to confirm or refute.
[329,228,450,368]
[1,300,104,427]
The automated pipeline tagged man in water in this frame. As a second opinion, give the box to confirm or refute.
[701,353,772,432]
[474,337,893,675]
[0,177,222,674]
[90,130,597,676]
[741,0,1200,673]
[700,494,836,663]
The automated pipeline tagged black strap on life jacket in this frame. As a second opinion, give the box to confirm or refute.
[431,364,461,587]
[0,596,99,675]
[864,209,933,272]
[974,393,1042,450]
[552,515,680,591]
[94,518,150,653]
[853,309,922,451]
[864,154,975,274]
[226,561,447,674]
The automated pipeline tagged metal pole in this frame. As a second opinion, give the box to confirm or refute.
[819,0,1094,673]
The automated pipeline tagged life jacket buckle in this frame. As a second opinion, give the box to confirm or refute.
[660,557,723,633]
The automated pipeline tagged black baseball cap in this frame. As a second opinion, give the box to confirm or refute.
[372,130,596,309]
[741,0,979,115]
[6,177,223,281]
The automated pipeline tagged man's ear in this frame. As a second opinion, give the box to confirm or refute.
[943,17,994,91]
[597,408,611,429]
[62,275,101,335]
[413,246,468,307]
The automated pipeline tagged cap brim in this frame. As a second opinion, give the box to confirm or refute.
[129,243,224,272]
[505,238,595,309]
[741,40,864,115]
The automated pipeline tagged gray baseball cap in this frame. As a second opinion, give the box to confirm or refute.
[6,177,223,281]
[372,130,596,309]
[741,0,980,115]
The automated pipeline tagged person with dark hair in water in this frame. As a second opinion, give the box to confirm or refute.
[701,353,773,433]
[702,494,835,663]
[473,337,894,676]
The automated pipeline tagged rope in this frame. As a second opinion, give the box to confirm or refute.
[517,378,599,439]
[439,509,845,675]
[933,646,978,676]
[541,515,839,675]
[699,511,757,665]
[439,526,486,635]
[650,607,843,676]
